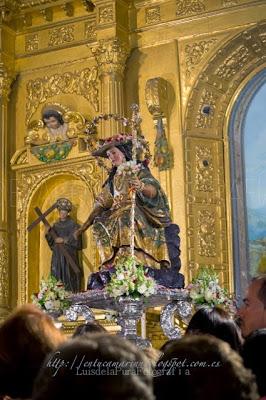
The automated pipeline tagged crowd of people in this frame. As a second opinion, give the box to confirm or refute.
[0,275,265,400]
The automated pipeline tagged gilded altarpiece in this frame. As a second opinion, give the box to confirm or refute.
[0,0,265,320]
[183,20,266,294]
[12,154,102,304]
[11,57,103,304]
[8,0,131,305]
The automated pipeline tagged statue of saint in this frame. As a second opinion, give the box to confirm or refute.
[45,198,83,293]
[75,134,184,289]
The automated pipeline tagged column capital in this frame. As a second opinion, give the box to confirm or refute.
[91,37,130,76]
[0,0,17,23]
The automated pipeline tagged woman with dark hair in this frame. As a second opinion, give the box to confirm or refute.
[154,335,258,400]
[72,321,107,338]
[0,304,66,399]
[185,306,243,352]
[75,134,184,289]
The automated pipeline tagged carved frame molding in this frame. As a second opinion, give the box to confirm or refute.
[184,21,266,292]
[15,157,101,304]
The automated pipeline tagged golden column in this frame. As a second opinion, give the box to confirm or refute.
[0,63,14,319]
[91,38,130,137]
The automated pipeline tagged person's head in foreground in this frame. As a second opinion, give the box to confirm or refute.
[186,305,243,352]
[142,347,162,369]
[238,275,266,337]
[32,333,154,400]
[242,329,266,398]
[0,304,66,399]
[72,321,107,338]
[153,335,258,400]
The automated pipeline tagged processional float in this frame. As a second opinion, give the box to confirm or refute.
[29,104,192,347]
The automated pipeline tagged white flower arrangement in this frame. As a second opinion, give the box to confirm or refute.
[107,256,157,299]
[31,275,71,314]
[187,267,235,313]
[116,160,142,177]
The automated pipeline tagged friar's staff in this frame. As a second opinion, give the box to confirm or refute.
[129,104,141,264]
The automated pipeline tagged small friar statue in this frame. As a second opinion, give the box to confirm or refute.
[45,198,83,293]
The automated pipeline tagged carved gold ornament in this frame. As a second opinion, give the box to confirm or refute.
[185,39,218,77]
[195,145,214,192]
[176,0,206,16]
[145,6,161,24]
[91,38,130,76]
[0,237,9,305]
[48,25,75,47]
[26,67,99,124]
[197,210,216,257]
